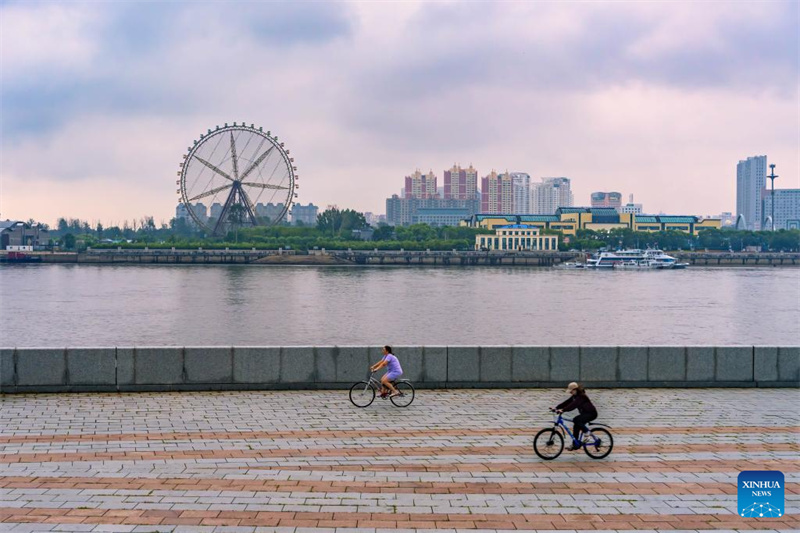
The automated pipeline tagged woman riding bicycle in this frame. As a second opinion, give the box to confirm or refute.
[370,345,403,398]
[554,382,597,450]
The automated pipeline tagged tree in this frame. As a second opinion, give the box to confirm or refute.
[767,230,799,252]
[170,217,193,238]
[105,226,123,239]
[316,207,367,237]
[697,229,726,251]
[57,218,68,233]
[317,208,341,236]
[396,224,436,242]
[62,233,76,250]
[372,224,395,241]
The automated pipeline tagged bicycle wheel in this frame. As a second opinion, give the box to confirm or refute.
[349,381,376,408]
[390,382,415,407]
[533,428,563,460]
[583,428,613,459]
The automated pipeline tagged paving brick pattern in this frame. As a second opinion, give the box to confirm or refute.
[0,388,797,532]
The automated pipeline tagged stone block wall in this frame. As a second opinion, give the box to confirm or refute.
[0,346,797,393]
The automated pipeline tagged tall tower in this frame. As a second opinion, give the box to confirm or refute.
[766,164,779,231]
[481,171,513,213]
[736,155,767,230]
[443,164,478,200]
[532,177,573,214]
[510,172,531,213]
[404,169,438,199]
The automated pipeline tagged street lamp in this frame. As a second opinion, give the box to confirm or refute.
[767,164,779,231]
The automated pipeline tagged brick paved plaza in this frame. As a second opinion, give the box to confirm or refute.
[0,388,797,532]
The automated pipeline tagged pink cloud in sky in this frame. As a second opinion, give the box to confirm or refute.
[1,1,797,226]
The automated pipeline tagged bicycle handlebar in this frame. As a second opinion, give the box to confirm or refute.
[549,409,572,420]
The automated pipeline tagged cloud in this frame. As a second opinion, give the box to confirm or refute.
[354,1,797,100]
[321,1,798,161]
[1,1,355,138]
[1,2,101,78]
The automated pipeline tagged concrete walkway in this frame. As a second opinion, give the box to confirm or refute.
[0,388,797,532]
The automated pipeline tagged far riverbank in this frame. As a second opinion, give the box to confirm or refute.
[2,249,799,267]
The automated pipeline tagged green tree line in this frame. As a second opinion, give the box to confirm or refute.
[38,209,800,252]
[564,228,800,253]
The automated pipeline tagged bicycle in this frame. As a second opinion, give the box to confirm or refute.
[533,409,614,460]
[349,371,415,408]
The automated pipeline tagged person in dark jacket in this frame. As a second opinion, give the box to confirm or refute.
[554,382,598,450]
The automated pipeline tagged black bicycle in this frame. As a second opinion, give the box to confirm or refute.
[533,409,614,460]
[349,371,415,408]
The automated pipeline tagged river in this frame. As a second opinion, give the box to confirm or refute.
[1,264,797,346]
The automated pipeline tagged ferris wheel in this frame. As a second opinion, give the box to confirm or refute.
[177,123,298,234]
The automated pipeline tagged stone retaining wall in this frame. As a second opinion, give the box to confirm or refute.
[0,346,797,393]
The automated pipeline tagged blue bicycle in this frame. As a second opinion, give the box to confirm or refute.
[533,409,614,460]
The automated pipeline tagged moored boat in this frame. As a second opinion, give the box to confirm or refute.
[588,249,687,270]
[2,251,42,263]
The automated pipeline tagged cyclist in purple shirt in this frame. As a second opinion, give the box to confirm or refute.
[370,345,403,398]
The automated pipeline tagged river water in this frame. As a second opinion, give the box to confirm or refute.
[1,264,797,346]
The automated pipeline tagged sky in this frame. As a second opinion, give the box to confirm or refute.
[1,0,798,226]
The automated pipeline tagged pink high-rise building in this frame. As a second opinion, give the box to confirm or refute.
[443,164,478,200]
[480,171,514,213]
[404,170,438,199]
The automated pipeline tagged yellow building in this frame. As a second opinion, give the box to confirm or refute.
[466,208,720,236]
[475,224,558,251]
[696,218,722,231]
[632,216,662,232]
[462,214,520,230]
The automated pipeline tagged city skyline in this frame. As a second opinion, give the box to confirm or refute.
[8,158,788,227]
[2,1,798,225]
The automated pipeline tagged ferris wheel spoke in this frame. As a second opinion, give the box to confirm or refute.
[193,154,234,182]
[239,146,275,181]
[188,183,232,202]
[230,132,240,181]
[241,181,288,190]
[239,188,259,225]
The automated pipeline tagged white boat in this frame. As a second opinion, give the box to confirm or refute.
[588,249,687,269]
[587,249,646,268]
[560,261,586,269]
[612,260,650,269]
[643,249,689,269]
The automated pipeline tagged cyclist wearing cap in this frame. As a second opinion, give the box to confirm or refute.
[554,382,598,450]
[370,345,403,398]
